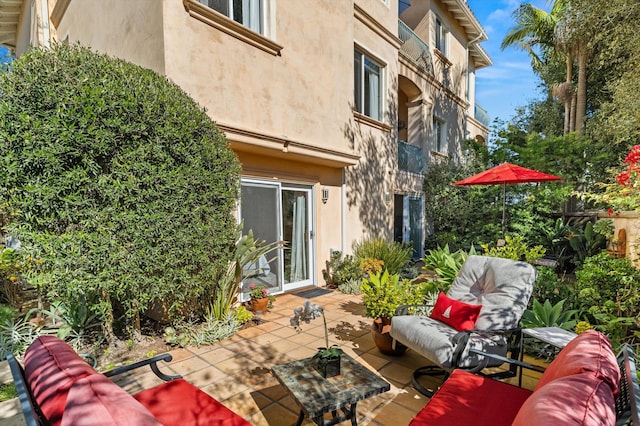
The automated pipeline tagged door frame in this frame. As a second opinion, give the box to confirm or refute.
[239,178,316,295]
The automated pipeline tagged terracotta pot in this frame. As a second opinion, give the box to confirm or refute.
[371,317,407,356]
[251,298,269,313]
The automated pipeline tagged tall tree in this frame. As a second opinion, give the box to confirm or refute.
[502,1,573,134]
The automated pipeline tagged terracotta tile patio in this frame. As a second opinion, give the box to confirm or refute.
[0,289,543,425]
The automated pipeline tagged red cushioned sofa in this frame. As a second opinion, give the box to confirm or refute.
[410,330,640,425]
[7,335,250,426]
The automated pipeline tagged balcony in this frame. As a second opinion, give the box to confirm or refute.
[398,140,426,175]
[398,20,434,76]
[474,103,490,127]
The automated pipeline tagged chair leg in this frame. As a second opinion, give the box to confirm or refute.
[412,365,450,397]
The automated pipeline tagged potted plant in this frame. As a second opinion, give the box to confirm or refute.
[290,300,342,378]
[248,283,270,313]
[360,270,423,355]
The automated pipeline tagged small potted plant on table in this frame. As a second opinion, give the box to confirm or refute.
[291,301,342,378]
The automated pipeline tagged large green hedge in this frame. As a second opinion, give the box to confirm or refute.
[0,44,240,340]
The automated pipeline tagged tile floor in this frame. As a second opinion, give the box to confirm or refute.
[0,290,543,425]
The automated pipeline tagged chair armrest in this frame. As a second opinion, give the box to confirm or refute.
[469,348,546,374]
[103,353,182,382]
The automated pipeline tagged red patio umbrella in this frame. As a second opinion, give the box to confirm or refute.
[453,163,563,235]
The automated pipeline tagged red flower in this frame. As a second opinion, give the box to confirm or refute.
[607,208,614,216]
[617,171,631,186]
[625,145,640,165]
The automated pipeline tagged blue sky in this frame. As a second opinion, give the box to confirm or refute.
[467,0,551,125]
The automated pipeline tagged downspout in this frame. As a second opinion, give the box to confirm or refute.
[40,0,50,48]
[341,169,346,254]
[464,33,483,142]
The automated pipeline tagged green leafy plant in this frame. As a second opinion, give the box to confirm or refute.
[421,244,476,293]
[530,266,572,307]
[352,237,412,275]
[521,299,579,360]
[573,253,640,348]
[0,43,241,342]
[0,309,51,359]
[337,279,363,295]
[0,383,17,402]
[247,283,268,300]
[568,222,607,266]
[208,227,281,321]
[323,252,362,287]
[43,299,99,343]
[481,235,546,264]
[360,271,424,319]
[232,305,253,324]
[521,299,578,330]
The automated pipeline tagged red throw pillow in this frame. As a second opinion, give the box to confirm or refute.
[430,292,482,331]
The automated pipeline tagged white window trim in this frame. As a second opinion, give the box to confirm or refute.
[432,116,446,154]
[354,45,387,124]
[434,15,448,57]
[184,0,283,56]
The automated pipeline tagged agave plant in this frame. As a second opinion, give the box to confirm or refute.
[520,299,579,360]
[520,299,578,330]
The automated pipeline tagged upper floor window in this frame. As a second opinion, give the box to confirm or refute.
[354,49,384,121]
[433,117,445,152]
[435,17,447,55]
[199,0,263,34]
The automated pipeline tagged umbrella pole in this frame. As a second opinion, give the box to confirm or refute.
[501,183,506,237]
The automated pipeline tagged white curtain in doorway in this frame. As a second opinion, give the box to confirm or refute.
[290,195,307,282]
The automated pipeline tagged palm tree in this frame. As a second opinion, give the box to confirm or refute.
[502,1,577,135]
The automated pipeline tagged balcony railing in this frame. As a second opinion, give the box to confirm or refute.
[398,20,434,76]
[398,140,426,175]
[474,103,490,127]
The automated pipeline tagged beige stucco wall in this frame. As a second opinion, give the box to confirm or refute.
[162,0,354,156]
[598,211,640,266]
[52,0,165,73]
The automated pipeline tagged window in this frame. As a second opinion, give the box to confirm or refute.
[354,49,384,121]
[433,117,445,152]
[199,0,263,34]
[435,17,447,55]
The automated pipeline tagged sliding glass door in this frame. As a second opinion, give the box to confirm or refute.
[240,180,314,296]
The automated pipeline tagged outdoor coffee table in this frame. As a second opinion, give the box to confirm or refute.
[271,352,390,426]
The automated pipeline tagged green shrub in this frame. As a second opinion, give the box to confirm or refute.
[0,44,240,341]
[337,279,363,295]
[530,266,572,307]
[421,244,476,293]
[481,235,545,264]
[574,253,640,348]
[352,237,411,275]
[323,252,362,287]
[360,271,424,319]
[574,253,640,319]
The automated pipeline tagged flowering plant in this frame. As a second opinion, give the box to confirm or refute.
[290,301,341,359]
[581,145,640,212]
[248,283,268,300]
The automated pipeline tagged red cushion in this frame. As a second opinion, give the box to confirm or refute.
[134,378,251,426]
[429,292,483,331]
[61,374,162,426]
[513,374,616,426]
[23,336,96,426]
[410,370,532,426]
[535,330,620,394]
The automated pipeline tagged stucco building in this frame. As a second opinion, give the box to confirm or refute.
[0,0,491,295]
